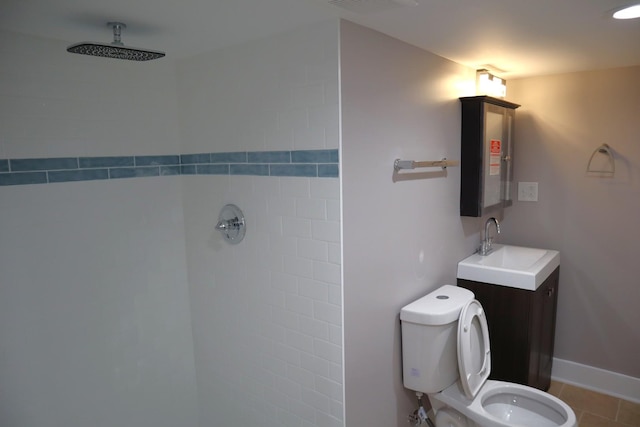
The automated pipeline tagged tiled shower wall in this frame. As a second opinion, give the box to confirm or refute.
[0,19,342,427]
[177,20,342,427]
[181,175,342,427]
[0,31,181,159]
[0,30,199,427]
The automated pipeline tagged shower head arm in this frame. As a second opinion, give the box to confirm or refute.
[108,22,126,46]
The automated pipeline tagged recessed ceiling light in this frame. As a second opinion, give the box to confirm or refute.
[613,4,640,19]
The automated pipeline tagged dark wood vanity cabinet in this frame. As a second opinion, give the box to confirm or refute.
[457,267,559,391]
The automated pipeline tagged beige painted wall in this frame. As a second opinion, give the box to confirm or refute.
[340,20,480,427]
[503,66,640,379]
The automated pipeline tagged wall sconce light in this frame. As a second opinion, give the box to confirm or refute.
[476,69,507,98]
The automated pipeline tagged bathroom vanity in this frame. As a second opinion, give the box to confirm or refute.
[456,244,561,391]
[457,267,559,391]
[459,96,520,217]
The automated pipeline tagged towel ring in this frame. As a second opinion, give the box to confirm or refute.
[586,144,615,176]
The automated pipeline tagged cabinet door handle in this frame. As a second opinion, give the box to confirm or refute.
[547,287,555,297]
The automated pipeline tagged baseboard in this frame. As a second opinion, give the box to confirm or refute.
[552,358,640,404]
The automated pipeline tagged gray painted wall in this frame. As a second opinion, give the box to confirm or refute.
[504,66,640,378]
[340,21,640,427]
[340,20,480,427]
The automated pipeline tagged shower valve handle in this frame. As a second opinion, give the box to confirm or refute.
[215,218,241,231]
[214,204,246,244]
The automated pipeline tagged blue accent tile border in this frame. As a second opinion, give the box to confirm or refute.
[79,156,134,168]
[0,149,339,186]
[248,151,290,163]
[11,157,78,172]
[48,169,109,183]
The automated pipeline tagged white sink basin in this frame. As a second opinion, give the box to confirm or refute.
[457,244,560,291]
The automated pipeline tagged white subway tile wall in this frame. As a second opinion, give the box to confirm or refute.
[177,20,342,427]
[182,175,342,427]
[0,31,181,159]
[0,179,200,427]
[0,19,342,427]
[0,29,200,427]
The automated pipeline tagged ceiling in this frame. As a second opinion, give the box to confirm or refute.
[1,0,639,78]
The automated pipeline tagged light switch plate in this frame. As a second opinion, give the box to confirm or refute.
[518,182,538,201]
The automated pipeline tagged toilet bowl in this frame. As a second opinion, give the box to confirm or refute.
[432,380,576,427]
[400,285,577,427]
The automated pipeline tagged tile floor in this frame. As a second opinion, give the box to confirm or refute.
[549,381,640,427]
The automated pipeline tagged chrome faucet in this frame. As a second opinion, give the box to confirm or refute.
[479,217,500,256]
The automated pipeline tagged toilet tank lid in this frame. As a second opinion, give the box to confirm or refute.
[400,285,474,325]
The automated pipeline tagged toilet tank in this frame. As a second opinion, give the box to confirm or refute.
[400,284,474,394]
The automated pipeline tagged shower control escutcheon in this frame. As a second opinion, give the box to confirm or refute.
[215,204,246,244]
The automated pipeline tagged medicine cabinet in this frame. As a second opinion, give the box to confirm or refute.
[459,96,520,217]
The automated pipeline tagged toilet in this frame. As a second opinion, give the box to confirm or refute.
[400,285,576,427]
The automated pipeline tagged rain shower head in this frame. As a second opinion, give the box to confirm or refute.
[67,22,165,61]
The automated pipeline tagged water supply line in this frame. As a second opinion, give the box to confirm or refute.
[407,392,435,426]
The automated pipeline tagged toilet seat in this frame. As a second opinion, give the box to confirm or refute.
[457,300,491,400]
